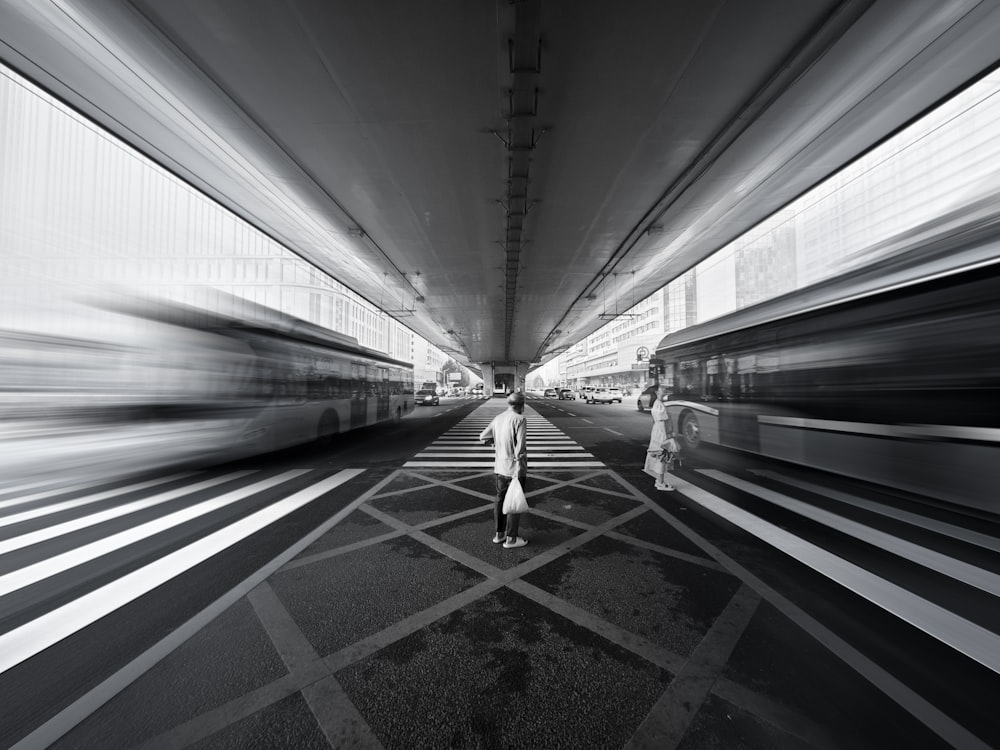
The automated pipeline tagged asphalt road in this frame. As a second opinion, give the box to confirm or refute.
[4,394,999,747]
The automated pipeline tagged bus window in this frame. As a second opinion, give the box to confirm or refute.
[677,359,704,399]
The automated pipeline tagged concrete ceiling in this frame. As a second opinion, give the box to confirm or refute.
[2,0,999,370]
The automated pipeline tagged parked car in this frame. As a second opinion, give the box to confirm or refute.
[591,387,623,403]
[557,388,575,400]
[543,388,558,397]
[416,388,440,406]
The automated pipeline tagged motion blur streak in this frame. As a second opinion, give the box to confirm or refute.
[0,291,414,485]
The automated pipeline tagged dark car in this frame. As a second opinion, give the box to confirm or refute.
[557,389,575,400]
[416,388,439,406]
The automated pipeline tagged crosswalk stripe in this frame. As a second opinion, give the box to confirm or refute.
[677,471,1000,675]
[702,470,1000,599]
[0,472,197,527]
[413,452,595,459]
[0,471,257,556]
[404,461,605,468]
[404,402,602,470]
[420,446,583,451]
[0,471,195,526]
[0,468,364,676]
[750,470,1000,554]
[429,441,576,446]
[0,470,309,596]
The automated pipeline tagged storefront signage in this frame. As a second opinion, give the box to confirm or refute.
[636,346,650,362]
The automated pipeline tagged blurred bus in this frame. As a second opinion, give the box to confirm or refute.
[0,295,413,481]
[130,296,414,452]
[652,208,1000,515]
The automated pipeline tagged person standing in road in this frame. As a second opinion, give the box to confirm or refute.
[479,391,529,548]
[643,384,676,491]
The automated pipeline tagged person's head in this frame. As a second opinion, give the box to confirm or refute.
[657,384,669,399]
[507,391,525,413]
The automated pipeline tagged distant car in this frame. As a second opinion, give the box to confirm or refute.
[636,385,659,411]
[416,388,439,406]
[579,386,596,402]
[591,387,622,403]
[543,388,558,397]
[557,389,575,400]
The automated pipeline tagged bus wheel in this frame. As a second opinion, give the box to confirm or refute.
[679,411,701,451]
[637,399,645,412]
[317,411,340,445]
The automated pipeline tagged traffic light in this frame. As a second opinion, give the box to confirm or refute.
[648,358,664,377]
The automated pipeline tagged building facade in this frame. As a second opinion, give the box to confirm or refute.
[0,62,416,364]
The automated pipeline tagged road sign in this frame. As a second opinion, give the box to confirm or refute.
[636,346,650,362]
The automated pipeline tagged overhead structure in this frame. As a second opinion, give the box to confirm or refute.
[2,0,999,371]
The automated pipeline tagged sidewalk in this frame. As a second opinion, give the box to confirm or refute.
[43,401,931,749]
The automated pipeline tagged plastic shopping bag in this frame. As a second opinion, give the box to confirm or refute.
[502,476,529,514]
[664,437,681,470]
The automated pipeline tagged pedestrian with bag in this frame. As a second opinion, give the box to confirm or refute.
[643,384,677,491]
[479,391,529,548]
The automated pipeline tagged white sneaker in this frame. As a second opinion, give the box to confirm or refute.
[655,482,675,492]
[492,532,506,544]
[503,536,528,549]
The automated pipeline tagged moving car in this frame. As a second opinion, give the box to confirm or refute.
[590,387,623,403]
[543,388,558,397]
[578,386,595,402]
[636,385,659,411]
[416,388,440,406]
[557,389,575,400]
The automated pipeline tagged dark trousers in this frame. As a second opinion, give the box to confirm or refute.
[494,473,526,538]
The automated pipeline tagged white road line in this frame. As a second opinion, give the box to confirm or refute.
[703,470,1000,599]
[422,445,583,451]
[0,470,310,596]
[413,452,595,459]
[408,404,604,469]
[403,461,604,468]
[0,473,197,528]
[0,477,107,506]
[0,471,257,555]
[605,428,625,436]
[750,470,1000,554]
[674,473,1000,675]
[0,469,363,677]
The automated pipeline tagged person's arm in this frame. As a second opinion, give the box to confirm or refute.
[479,419,494,445]
[513,417,527,473]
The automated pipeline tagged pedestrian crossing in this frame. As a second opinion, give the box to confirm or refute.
[403,402,604,469]
[677,467,1000,677]
[0,467,362,676]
